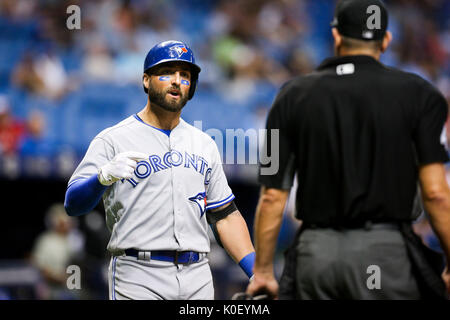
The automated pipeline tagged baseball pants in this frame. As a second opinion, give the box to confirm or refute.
[108,254,214,300]
[295,227,421,299]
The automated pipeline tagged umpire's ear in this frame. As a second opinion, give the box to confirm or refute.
[381,31,392,53]
[331,28,342,48]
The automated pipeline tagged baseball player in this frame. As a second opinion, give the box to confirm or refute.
[64,40,256,300]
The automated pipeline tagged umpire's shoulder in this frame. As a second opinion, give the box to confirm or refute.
[278,73,320,95]
[271,73,322,112]
[383,65,443,96]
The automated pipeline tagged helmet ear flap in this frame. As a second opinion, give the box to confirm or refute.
[187,70,199,100]
[188,79,196,100]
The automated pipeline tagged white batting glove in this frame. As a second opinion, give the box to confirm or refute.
[98,151,148,186]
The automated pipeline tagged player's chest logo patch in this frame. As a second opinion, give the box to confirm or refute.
[189,192,207,218]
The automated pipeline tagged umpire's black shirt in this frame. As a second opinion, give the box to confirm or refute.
[259,55,449,227]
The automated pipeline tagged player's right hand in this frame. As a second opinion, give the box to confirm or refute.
[98,151,148,186]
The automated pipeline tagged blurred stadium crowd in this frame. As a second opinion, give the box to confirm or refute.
[0,0,449,179]
[0,0,449,300]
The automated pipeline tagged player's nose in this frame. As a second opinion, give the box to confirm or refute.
[171,72,182,86]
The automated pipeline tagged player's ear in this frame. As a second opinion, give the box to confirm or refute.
[143,73,150,90]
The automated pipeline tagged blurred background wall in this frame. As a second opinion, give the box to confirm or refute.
[0,0,448,299]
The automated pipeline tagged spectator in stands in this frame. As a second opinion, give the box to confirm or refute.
[19,109,56,157]
[31,203,83,299]
[11,53,45,96]
[12,50,70,100]
[0,95,25,156]
[82,39,115,81]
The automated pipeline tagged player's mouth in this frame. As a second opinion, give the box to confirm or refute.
[167,89,181,99]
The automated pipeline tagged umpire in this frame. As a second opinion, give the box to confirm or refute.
[246,0,450,299]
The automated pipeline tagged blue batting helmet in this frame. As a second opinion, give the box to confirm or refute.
[143,40,201,100]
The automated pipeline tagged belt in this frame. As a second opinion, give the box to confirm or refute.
[302,221,401,231]
[124,249,201,265]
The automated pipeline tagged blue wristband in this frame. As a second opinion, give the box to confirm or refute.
[238,252,256,278]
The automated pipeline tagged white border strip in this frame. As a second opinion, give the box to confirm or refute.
[206,194,235,210]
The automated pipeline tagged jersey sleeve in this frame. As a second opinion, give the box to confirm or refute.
[205,141,234,211]
[258,83,296,189]
[68,137,114,187]
[413,84,449,165]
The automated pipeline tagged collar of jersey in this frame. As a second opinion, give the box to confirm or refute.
[317,55,381,71]
[133,114,172,137]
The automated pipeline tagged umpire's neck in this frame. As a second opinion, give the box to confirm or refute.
[332,28,392,61]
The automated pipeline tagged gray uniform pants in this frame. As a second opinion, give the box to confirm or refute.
[108,255,214,300]
[295,228,421,299]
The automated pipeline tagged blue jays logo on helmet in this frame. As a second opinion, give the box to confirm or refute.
[169,45,188,58]
[189,192,207,218]
[143,40,201,100]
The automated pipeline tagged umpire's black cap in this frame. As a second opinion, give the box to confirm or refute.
[331,0,388,41]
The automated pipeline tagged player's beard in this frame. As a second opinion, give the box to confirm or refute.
[148,85,188,113]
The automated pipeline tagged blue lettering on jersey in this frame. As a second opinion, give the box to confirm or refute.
[184,152,198,171]
[163,152,172,167]
[149,155,168,172]
[189,192,207,218]
[135,161,151,179]
[125,149,211,188]
[204,168,212,185]
[198,156,208,175]
[170,150,183,166]
[127,178,139,187]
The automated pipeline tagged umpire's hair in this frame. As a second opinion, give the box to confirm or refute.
[341,35,383,52]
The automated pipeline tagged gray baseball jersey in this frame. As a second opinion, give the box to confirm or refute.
[68,114,234,255]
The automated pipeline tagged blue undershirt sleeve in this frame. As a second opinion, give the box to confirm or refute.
[64,174,108,216]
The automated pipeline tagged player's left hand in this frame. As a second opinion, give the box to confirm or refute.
[246,271,279,300]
